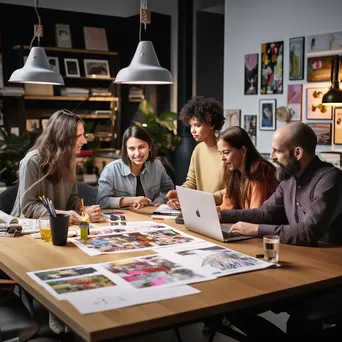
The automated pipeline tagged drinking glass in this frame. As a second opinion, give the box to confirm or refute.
[263,235,280,263]
[39,218,52,242]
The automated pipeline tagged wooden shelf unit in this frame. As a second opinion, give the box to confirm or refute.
[13,45,119,56]
[24,95,119,102]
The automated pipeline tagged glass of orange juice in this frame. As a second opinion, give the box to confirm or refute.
[39,218,52,242]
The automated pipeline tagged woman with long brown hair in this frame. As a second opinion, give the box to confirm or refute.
[218,126,278,210]
[11,109,101,224]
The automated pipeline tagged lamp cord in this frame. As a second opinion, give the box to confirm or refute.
[30,0,41,48]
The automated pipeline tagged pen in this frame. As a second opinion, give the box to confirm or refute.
[153,217,164,220]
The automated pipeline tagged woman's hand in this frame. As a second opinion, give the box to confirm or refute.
[167,198,181,209]
[166,190,178,200]
[132,196,151,209]
[85,205,102,223]
[56,210,82,225]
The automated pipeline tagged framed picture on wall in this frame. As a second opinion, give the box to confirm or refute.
[334,107,342,145]
[221,109,241,132]
[307,123,332,145]
[306,87,332,120]
[244,53,258,95]
[307,55,342,82]
[307,31,342,53]
[260,41,283,94]
[244,115,257,146]
[55,24,72,48]
[47,57,60,73]
[289,37,305,80]
[64,58,80,77]
[84,59,110,79]
[287,84,302,121]
[259,99,276,131]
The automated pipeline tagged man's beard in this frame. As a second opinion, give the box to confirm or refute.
[275,154,300,182]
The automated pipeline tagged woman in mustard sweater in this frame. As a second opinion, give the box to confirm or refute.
[218,126,278,210]
[167,97,226,209]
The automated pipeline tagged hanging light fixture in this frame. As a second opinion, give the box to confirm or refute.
[322,55,342,106]
[114,0,173,85]
[9,0,64,85]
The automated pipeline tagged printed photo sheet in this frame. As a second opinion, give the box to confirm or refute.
[88,221,172,236]
[70,227,205,256]
[27,252,210,313]
[156,241,274,278]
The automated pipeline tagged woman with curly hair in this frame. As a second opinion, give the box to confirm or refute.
[11,109,101,224]
[167,96,226,208]
[218,126,278,210]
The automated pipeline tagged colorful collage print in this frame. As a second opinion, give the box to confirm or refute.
[71,228,200,255]
[103,255,205,289]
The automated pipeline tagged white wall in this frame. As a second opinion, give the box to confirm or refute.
[224,0,342,153]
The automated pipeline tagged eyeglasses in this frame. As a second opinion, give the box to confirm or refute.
[0,224,23,237]
[60,109,81,122]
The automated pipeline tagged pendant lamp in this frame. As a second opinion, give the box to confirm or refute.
[114,1,173,85]
[322,55,342,106]
[9,0,64,85]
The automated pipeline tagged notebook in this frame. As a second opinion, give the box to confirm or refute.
[176,186,254,242]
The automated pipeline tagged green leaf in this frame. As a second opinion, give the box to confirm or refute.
[138,100,156,120]
[159,111,177,121]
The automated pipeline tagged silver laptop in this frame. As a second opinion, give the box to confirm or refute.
[176,186,254,242]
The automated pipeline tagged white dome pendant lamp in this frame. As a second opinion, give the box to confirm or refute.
[114,0,173,85]
[9,0,64,85]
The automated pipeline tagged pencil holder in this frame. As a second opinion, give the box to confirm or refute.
[49,214,70,246]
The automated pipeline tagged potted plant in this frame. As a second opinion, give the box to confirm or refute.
[133,100,180,179]
[0,127,31,185]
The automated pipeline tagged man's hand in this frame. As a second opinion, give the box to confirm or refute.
[229,222,259,236]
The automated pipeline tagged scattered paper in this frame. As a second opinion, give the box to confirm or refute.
[68,285,200,314]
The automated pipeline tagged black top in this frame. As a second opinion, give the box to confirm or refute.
[136,176,146,197]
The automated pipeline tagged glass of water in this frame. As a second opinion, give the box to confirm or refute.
[263,235,280,263]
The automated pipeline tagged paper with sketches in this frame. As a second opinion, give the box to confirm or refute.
[68,285,200,314]
[70,227,204,256]
[101,254,215,289]
[156,242,274,277]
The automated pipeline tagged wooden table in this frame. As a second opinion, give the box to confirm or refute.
[1,209,342,341]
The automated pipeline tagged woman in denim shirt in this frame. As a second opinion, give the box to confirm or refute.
[97,125,174,209]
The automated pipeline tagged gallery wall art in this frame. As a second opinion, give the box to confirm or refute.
[244,53,258,95]
[307,55,342,82]
[289,37,305,80]
[221,110,241,132]
[244,115,257,146]
[334,107,342,145]
[307,123,332,145]
[259,99,276,131]
[287,84,302,121]
[260,41,283,94]
[306,87,332,120]
[306,31,342,53]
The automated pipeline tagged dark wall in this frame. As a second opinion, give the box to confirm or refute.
[0,3,171,138]
[196,11,224,102]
